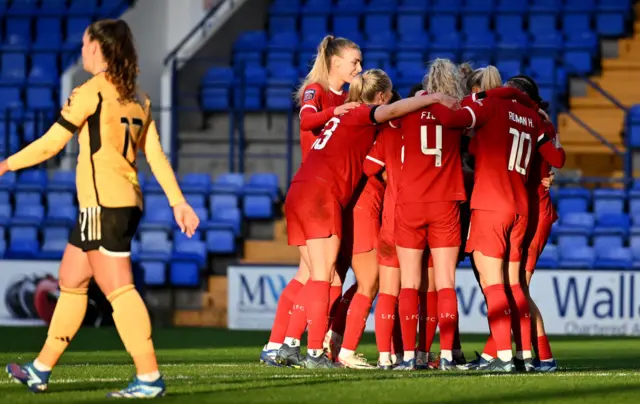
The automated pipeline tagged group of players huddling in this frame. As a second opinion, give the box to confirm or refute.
[260,34,566,373]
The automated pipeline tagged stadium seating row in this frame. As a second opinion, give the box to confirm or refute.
[0,0,125,18]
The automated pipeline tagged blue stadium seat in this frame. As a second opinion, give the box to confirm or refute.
[180,173,212,194]
[140,205,174,232]
[332,15,360,34]
[173,237,207,269]
[536,244,559,268]
[48,170,75,192]
[463,32,496,64]
[462,15,491,35]
[631,232,640,268]
[556,188,590,215]
[559,245,594,269]
[364,14,393,38]
[139,230,172,262]
[39,227,69,259]
[184,193,206,209]
[496,0,527,13]
[5,18,31,43]
[211,173,244,194]
[592,189,625,217]
[68,0,98,17]
[397,14,425,39]
[595,247,632,270]
[398,0,429,13]
[495,14,524,37]
[429,14,457,35]
[201,67,234,111]
[368,0,398,12]
[593,232,624,252]
[594,213,630,235]
[431,0,461,13]
[210,194,238,212]
[12,204,44,226]
[27,87,55,110]
[65,17,91,47]
[243,194,274,220]
[1,51,27,84]
[31,53,59,76]
[234,66,266,110]
[144,176,164,194]
[269,0,301,15]
[530,32,563,58]
[46,191,74,208]
[206,229,236,254]
[210,207,241,236]
[33,18,62,50]
[564,32,597,74]
[245,173,280,201]
[169,261,200,287]
[364,32,397,52]
[0,191,8,205]
[629,189,640,216]
[334,0,366,13]
[45,204,77,227]
[562,13,593,35]
[560,212,595,234]
[302,0,332,14]
[15,191,41,206]
[301,15,327,35]
[527,56,556,86]
[268,32,299,52]
[564,0,596,12]
[36,0,68,16]
[8,226,39,258]
[268,15,297,35]
[465,0,495,13]
[0,87,23,112]
[557,233,588,252]
[0,171,16,191]
[496,60,523,79]
[140,261,166,286]
[529,0,561,14]
[596,12,627,37]
[0,204,11,227]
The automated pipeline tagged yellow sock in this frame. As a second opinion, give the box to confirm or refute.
[107,285,158,375]
[37,286,88,369]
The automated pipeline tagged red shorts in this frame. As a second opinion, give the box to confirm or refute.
[521,208,555,273]
[395,201,461,250]
[342,204,381,255]
[285,181,342,246]
[465,210,528,262]
[378,225,432,268]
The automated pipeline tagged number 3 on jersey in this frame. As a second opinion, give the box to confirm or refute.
[312,117,340,150]
[121,117,144,163]
[508,127,532,175]
[421,124,443,167]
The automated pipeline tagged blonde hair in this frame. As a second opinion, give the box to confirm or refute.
[295,35,360,105]
[423,58,466,100]
[464,65,502,93]
[346,69,392,103]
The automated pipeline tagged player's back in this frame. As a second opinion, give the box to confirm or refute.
[293,104,377,207]
[73,73,150,209]
[396,104,466,204]
[299,83,348,163]
[471,97,539,216]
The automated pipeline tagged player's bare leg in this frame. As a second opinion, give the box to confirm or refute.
[417,263,439,369]
[376,264,400,368]
[262,256,308,366]
[6,244,92,393]
[337,249,378,368]
[432,247,460,370]
[506,261,533,371]
[323,258,348,360]
[304,236,341,368]
[473,251,514,369]
[395,246,423,369]
[525,271,556,371]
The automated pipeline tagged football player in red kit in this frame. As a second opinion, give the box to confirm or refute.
[328,91,402,369]
[285,69,458,368]
[264,35,362,367]
[434,81,565,372]
[394,59,469,371]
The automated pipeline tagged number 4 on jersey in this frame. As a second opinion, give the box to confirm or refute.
[121,117,143,163]
[421,124,443,167]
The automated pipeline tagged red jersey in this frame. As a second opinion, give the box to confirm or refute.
[292,104,379,207]
[363,121,403,199]
[396,104,467,204]
[298,83,348,163]
[527,119,565,218]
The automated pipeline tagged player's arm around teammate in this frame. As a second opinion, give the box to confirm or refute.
[268,35,363,368]
[2,20,198,398]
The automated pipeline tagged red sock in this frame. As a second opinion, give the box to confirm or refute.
[391,306,403,355]
[398,288,419,353]
[437,288,458,351]
[284,282,311,341]
[535,335,553,360]
[453,317,461,350]
[375,293,397,353]
[483,284,512,352]
[330,283,357,336]
[417,291,427,351]
[508,284,531,353]
[341,293,373,352]
[483,334,497,357]
[307,281,331,350]
[268,279,304,344]
[328,285,343,320]
[421,291,438,353]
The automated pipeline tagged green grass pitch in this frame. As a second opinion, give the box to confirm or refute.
[1,327,640,403]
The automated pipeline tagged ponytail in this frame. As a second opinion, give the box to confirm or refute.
[345,69,392,103]
[295,35,360,105]
[424,58,465,100]
[346,74,364,103]
[480,65,502,91]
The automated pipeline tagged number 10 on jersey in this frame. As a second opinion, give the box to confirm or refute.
[508,127,532,175]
